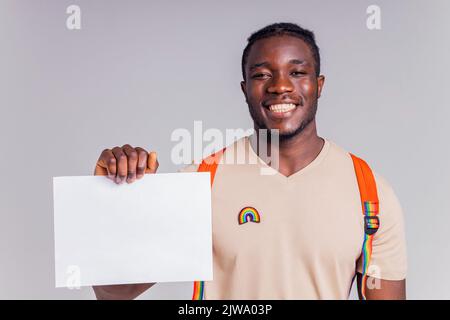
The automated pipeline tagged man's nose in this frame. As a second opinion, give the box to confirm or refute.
[267,74,294,94]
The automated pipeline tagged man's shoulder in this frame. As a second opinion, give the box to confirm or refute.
[372,171,399,205]
[326,139,355,160]
[328,139,397,193]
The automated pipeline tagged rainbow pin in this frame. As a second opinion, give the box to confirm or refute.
[238,207,261,225]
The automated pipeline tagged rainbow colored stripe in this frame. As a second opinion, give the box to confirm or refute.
[192,281,204,300]
[361,233,374,299]
[361,201,379,299]
[238,207,260,225]
[364,201,379,217]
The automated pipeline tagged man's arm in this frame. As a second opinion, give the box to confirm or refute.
[93,283,156,300]
[356,273,406,300]
[355,173,407,300]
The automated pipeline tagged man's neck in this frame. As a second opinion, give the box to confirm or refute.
[251,121,325,177]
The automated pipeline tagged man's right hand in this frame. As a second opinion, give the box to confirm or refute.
[92,144,159,299]
[94,144,159,182]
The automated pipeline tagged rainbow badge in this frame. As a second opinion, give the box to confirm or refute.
[238,207,261,225]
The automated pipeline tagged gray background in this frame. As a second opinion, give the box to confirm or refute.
[1,0,449,299]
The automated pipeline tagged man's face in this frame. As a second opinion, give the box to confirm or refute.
[241,35,325,139]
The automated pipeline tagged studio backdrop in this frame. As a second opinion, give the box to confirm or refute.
[0,0,449,299]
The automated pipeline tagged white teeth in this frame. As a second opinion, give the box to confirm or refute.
[268,103,297,113]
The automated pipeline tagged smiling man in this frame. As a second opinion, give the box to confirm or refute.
[93,23,407,300]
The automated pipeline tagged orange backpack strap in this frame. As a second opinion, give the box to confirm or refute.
[192,148,225,300]
[350,153,380,300]
[197,148,225,185]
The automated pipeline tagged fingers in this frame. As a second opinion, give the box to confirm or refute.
[146,151,159,174]
[135,147,148,180]
[95,145,157,184]
[112,147,127,184]
[95,149,116,179]
[122,144,138,183]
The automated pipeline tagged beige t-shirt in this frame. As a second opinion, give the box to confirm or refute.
[180,136,407,299]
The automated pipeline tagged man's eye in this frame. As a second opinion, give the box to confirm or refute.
[252,73,270,79]
[291,71,307,76]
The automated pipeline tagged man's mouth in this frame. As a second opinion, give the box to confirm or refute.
[262,103,299,120]
[267,103,297,113]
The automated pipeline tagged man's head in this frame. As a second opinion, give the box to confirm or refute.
[241,22,325,141]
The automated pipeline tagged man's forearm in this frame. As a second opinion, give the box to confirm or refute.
[357,273,406,300]
[93,283,156,300]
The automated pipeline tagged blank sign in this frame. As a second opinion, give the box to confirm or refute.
[53,172,212,288]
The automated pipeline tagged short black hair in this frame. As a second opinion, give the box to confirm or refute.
[241,22,321,80]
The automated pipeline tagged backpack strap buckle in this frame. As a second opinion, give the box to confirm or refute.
[364,215,379,235]
[363,201,379,235]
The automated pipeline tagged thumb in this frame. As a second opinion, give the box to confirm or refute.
[94,163,108,176]
[145,151,159,173]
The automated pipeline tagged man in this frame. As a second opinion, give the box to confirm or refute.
[93,23,406,299]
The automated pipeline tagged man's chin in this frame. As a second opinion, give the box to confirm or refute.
[254,125,302,141]
[252,115,315,140]
[267,120,314,142]
[278,128,303,141]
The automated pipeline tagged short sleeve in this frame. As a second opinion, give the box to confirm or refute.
[356,173,407,280]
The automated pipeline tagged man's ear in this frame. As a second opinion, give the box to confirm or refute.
[317,75,325,98]
[240,80,247,101]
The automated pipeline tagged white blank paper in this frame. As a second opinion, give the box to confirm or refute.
[53,172,212,288]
